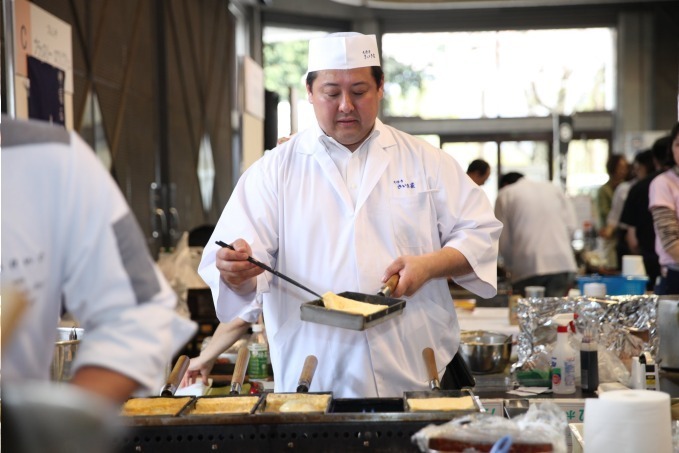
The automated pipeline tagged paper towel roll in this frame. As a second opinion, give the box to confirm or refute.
[584,390,672,453]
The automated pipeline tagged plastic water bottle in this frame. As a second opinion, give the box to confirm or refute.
[247,324,269,380]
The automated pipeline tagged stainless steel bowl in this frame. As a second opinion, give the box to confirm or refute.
[458,330,512,374]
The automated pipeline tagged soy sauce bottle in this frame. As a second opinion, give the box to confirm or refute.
[580,323,599,392]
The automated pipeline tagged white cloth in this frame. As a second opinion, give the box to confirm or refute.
[606,179,634,228]
[199,118,502,398]
[323,128,374,205]
[157,231,209,319]
[1,117,197,394]
[495,178,577,283]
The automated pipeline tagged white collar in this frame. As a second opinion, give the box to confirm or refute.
[314,118,379,147]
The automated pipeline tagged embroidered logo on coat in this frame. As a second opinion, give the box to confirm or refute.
[393,179,416,189]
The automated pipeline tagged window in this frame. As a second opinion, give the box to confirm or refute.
[382,28,615,119]
[263,27,329,139]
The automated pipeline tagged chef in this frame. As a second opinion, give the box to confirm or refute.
[1,115,197,403]
[199,32,502,398]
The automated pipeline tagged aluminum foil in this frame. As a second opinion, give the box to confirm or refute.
[513,295,658,374]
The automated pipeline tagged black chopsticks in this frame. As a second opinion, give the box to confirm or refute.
[215,241,323,299]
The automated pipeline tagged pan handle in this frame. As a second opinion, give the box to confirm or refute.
[378,274,400,298]
[230,346,250,395]
[422,347,441,391]
[296,355,318,392]
[160,355,190,396]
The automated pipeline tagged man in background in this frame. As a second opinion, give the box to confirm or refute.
[495,172,577,296]
[466,158,491,186]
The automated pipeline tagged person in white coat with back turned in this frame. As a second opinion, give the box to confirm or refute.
[494,172,578,297]
[199,32,502,398]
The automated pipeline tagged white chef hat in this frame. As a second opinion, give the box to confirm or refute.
[307,32,381,73]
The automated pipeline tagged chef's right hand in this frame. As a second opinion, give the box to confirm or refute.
[180,356,215,387]
[216,238,263,294]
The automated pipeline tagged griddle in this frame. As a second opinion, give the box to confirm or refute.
[118,410,464,453]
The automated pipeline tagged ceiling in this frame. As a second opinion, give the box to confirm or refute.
[328,0,673,9]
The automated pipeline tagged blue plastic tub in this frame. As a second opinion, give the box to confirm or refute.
[576,275,648,296]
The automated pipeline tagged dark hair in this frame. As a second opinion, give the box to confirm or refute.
[670,122,679,164]
[652,135,672,168]
[467,159,490,175]
[605,154,626,176]
[634,149,655,176]
[499,172,524,189]
[656,123,679,167]
[306,66,384,90]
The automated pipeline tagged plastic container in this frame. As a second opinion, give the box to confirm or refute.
[516,369,551,387]
[551,315,576,395]
[576,275,648,296]
[247,324,269,380]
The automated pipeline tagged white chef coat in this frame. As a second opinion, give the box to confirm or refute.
[199,119,501,398]
[1,117,197,393]
[494,177,577,283]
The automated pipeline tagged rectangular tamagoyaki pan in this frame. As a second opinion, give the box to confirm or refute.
[300,275,406,331]
[120,396,195,417]
[180,394,263,417]
[402,348,480,413]
[215,241,405,331]
[403,388,481,413]
[255,356,331,414]
[255,392,334,414]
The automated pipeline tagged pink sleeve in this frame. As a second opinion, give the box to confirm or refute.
[649,174,678,211]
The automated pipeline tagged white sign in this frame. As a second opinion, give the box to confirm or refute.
[243,56,264,120]
[30,3,73,93]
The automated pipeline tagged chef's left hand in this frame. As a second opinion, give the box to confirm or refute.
[382,248,472,298]
[381,255,431,298]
